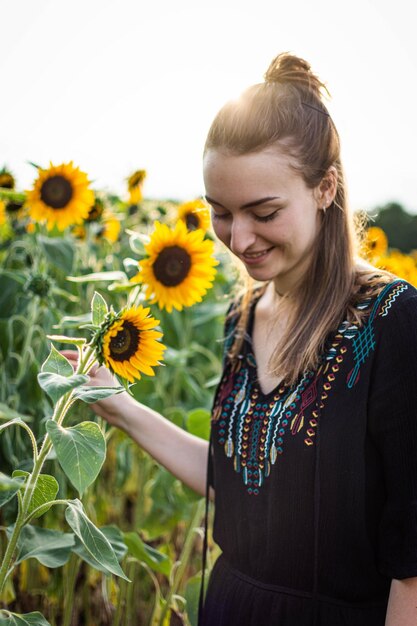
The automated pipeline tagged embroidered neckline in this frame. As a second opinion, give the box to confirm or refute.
[212,279,408,495]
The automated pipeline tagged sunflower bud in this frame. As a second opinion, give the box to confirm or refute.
[24,273,53,298]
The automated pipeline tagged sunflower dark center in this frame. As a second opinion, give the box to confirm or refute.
[109,321,140,362]
[87,200,104,221]
[185,213,200,230]
[0,174,14,189]
[6,200,24,213]
[153,245,192,286]
[40,175,73,209]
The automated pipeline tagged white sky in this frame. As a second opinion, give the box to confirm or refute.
[1,0,416,213]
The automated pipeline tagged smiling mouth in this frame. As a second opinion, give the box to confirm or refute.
[242,247,274,260]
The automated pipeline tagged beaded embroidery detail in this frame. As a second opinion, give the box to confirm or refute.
[212,279,408,494]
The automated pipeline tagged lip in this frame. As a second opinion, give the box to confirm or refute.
[241,247,274,265]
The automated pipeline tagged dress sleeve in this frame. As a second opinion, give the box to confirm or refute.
[368,286,417,579]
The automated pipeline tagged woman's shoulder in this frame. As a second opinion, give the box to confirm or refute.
[353,262,417,308]
[357,272,417,337]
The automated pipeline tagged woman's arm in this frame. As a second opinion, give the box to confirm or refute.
[62,351,212,497]
[385,578,417,626]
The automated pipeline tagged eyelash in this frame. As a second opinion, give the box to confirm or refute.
[254,210,279,222]
[212,210,280,223]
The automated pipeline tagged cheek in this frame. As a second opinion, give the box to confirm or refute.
[211,218,230,245]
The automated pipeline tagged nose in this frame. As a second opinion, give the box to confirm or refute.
[229,216,256,256]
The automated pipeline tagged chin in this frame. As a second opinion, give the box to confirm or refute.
[246,269,283,282]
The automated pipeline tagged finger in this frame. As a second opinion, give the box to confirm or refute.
[60,350,79,358]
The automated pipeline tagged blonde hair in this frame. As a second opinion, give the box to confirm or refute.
[204,53,394,386]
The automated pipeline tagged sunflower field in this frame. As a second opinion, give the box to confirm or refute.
[0,162,416,626]
[0,163,231,626]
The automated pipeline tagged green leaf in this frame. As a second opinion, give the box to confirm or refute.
[54,313,91,329]
[46,420,106,495]
[12,526,75,568]
[0,611,51,625]
[72,525,127,573]
[0,473,25,508]
[0,404,32,423]
[38,235,75,274]
[46,335,86,347]
[123,257,140,272]
[184,572,209,626]
[65,499,129,580]
[66,271,126,283]
[0,272,25,319]
[91,291,108,325]
[41,345,73,377]
[107,282,137,293]
[37,372,88,403]
[73,385,125,404]
[186,409,210,441]
[124,531,171,576]
[12,471,59,519]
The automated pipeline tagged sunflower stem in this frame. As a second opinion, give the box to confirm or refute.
[0,353,94,595]
[158,499,205,626]
[15,296,40,387]
[112,556,130,626]
[62,552,81,626]
[0,189,26,203]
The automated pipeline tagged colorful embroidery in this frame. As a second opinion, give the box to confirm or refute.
[346,280,407,388]
[378,282,408,317]
[213,280,408,494]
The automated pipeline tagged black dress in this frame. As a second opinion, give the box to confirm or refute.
[201,278,417,626]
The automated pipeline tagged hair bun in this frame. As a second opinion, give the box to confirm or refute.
[264,52,330,99]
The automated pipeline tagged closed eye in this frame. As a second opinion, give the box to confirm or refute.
[254,210,280,222]
[211,211,231,221]
[210,208,281,222]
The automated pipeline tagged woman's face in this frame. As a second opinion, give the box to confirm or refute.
[203,147,325,295]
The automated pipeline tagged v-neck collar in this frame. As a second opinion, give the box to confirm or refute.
[243,292,292,398]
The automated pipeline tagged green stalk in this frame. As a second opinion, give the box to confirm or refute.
[62,553,81,626]
[0,345,97,595]
[125,560,137,626]
[15,297,40,386]
[0,189,26,203]
[0,418,55,594]
[158,499,205,626]
[112,556,129,626]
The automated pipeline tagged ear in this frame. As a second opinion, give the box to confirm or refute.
[315,166,338,209]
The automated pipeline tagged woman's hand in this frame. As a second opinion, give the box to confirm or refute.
[61,351,211,497]
[61,350,136,429]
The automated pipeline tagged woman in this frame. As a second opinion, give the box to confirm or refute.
[66,54,417,625]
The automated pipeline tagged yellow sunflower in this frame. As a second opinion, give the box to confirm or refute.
[378,250,417,285]
[128,169,147,190]
[0,200,5,226]
[72,224,87,240]
[127,169,146,205]
[5,198,27,222]
[362,226,388,260]
[95,212,121,243]
[86,196,105,222]
[0,168,15,189]
[177,199,211,233]
[131,220,218,312]
[99,306,165,383]
[26,162,94,231]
